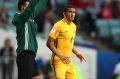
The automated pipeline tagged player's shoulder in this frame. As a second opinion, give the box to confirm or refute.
[14,12,21,17]
[12,12,20,25]
[55,19,63,25]
[53,19,63,27]
[12,12,21,21]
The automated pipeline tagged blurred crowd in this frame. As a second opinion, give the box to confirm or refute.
[0,0,120,51]
[0,38,53,79]
[0,38,16,79]
[0,0,120,79]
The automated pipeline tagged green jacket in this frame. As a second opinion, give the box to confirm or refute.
[12,0,48,54]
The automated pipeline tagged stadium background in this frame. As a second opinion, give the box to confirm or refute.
[0,0,120,79]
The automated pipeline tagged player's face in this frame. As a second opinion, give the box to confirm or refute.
[64,8,76,22]
[23,1,29,10]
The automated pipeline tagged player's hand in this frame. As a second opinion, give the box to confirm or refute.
[58,54,70,64]
[76,53,86,62]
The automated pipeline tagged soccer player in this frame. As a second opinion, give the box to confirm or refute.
[47,5,86,79]
[12,0,48,79]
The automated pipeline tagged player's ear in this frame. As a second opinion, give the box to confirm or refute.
[63,12,65,16]
[21,5,24,11]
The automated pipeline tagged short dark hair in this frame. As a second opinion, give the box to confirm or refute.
[63,5,76,12]
[18,0,29,11]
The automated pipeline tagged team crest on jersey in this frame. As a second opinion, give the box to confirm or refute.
[50,28,56,34]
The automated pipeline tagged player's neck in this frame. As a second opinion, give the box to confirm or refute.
[63,18,71,25]
[19,9,24,13]
[20,10,24,13]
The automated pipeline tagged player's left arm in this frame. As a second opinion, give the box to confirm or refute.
[72,47,86,62]
[12,0,40,25]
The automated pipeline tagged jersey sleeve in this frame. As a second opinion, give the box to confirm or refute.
[49,24,60,39]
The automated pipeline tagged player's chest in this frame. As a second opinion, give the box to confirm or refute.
[59,27,76,38]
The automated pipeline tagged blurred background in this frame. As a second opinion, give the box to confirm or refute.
[0,0,120,79]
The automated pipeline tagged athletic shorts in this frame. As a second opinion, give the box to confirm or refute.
[16,50,39,79]
[51,57,76,79]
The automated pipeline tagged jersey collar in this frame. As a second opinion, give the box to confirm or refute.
[62,18,72,25]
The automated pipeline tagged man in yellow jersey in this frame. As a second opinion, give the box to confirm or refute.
[46,5,86,79]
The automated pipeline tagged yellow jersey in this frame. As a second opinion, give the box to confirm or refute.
[49,19,76,59]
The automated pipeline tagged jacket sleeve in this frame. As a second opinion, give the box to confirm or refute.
[32,0,48,18]
[12,0,40,25]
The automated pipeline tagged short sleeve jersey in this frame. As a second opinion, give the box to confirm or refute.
[49,19,76,57]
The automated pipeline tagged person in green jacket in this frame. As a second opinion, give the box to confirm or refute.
[12,0,48,79]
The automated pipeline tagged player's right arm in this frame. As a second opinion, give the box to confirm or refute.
[12,0,40,24]
[32,0,48,18]
[46,24,70,64]
[47,37,70,64]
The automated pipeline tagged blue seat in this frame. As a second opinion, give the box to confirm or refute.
[113,35,120,46]
[56,0,68,5]
[111,28,120,36]
[109,20,120,27]
[96,19,108,28]
[5,2,16,8]
[109,20,120,36]
[96,20,110,38]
